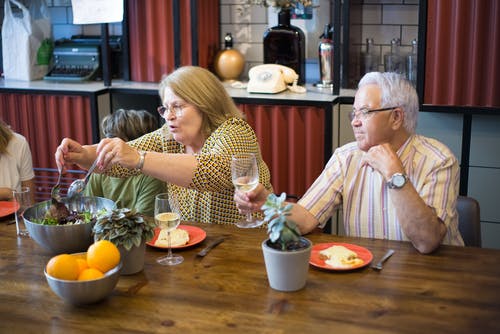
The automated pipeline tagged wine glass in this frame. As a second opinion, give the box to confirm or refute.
[12,186,31,237]
[231,153,263,228]
[154,193,183,266]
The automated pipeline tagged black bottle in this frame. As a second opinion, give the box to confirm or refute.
[263,9,306,84]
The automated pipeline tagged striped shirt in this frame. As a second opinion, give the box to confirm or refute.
[299,135,464,246]
[107,118,272,225]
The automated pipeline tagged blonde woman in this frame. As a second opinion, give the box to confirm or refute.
[56,66,272,224]
[0,119,35,202]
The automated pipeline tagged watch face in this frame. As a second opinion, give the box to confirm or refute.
[393,174,406,187]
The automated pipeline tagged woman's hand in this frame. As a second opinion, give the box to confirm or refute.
[234,183,270,214]
[95,138,140,171]
[55,138,92,171]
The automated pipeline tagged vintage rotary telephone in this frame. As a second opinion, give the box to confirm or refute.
[247,64,306,94]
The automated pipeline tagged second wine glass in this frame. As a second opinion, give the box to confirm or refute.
[231,153,263,228]
[154,193,183,266]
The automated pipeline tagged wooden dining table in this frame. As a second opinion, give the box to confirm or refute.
[1,217,499,334]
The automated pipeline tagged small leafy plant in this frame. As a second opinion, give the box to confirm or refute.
[262,192,307,251]
[93,208,156,251]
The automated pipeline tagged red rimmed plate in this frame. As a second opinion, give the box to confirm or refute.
[146,225,206,249]
[0,201,19,218]
[309,242,373,271]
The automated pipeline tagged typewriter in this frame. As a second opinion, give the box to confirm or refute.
[44,43,100,82]
[43,36,122,82]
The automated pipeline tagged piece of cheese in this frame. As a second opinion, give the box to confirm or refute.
[155,228,189,247]
[319,245,363,268]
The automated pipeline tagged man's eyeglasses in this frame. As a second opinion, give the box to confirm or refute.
[349,106,398,122]
[157,104,186,118]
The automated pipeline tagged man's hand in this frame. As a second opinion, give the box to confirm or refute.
[234,183,271,214]
[362,142,405,180]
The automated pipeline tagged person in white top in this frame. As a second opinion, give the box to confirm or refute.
[0,119,35,202]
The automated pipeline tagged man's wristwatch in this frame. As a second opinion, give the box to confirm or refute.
[136,151,146,171]
[387,173,408,189]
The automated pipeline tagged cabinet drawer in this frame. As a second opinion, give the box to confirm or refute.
[480,222,500,250]
[239,103,327,198]
[468,167,500,223]
[417,112,463,162]
[470,115,500,167]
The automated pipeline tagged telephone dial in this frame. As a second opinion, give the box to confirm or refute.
[247,64,306,94]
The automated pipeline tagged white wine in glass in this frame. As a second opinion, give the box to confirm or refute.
[231,153,263,228]
[155,193,183,266]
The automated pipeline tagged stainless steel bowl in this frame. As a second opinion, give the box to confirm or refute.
[44,254,122,305]
[24,197,116,254]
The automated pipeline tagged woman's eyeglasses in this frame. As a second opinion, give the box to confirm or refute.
[157,104,186,118]
[349,106,398,122]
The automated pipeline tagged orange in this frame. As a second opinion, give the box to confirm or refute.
[87,240,120,273]
[76,258,89,275]
[46,254,80,280]
[78,268,104,281]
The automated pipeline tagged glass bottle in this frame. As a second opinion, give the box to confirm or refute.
[384,38,405,75]
[406,38,418,86]
[263,8,306,84]
[361,38,379,74]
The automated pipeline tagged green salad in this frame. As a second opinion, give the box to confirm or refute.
[34,209,107,226]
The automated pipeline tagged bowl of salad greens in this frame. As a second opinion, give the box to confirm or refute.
[24,197,116,254]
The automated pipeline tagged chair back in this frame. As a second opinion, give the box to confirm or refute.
[456,196,481,247]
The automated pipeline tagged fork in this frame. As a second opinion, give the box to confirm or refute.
[371,249,395,271]
[50,167,63,203]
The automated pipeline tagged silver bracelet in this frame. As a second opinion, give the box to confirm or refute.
[136,151,146,171]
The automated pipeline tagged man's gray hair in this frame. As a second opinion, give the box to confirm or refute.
[359,72,419,133]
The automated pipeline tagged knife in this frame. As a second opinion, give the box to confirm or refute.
[196,237,226,257]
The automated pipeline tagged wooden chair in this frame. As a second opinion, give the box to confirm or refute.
[456,196,482,247]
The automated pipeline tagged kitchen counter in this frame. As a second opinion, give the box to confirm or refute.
[0,78,356,102]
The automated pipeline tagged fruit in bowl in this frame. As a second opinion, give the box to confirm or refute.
[23,196,116,254]
[44,240,122,305]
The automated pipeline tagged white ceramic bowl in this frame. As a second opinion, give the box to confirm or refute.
[24,197,116,254]
[44,254,122,305]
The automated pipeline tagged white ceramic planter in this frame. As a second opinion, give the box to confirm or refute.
[261,237,312,292]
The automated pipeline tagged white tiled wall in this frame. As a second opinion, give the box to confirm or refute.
[0,0,121,41]
[1,0,419,82]
[351,1,419,73]
[221,0,419,81]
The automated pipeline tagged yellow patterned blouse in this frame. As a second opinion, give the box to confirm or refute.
[106,118,272,225]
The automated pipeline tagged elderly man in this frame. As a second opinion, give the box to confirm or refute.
[235,72,464,254]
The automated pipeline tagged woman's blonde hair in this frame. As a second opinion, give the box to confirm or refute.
[102,109,157,141]
[158,66,243,138]
[0,119,13,154]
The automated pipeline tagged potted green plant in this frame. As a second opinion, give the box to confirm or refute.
[261,192,312,291]
[93,208,156,275]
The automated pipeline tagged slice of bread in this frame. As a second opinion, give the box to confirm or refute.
[155,228,190,247]
[319,245,363,268]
